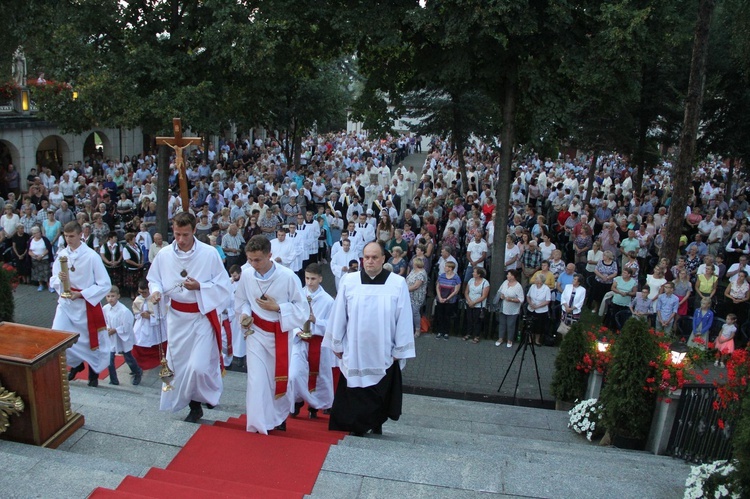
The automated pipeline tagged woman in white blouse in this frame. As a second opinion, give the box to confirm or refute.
[493,271,524,348]
[527,274,551,346]
[560,274,586,321]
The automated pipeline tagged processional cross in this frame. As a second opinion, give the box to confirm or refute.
[156,118,202,214]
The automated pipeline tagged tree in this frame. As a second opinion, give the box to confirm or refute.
[661,0,717,264]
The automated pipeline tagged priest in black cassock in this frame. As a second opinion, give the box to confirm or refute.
[323,241,416,436]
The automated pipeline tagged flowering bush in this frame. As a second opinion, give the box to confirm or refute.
[684,460,743,499]
[0,81,20,101]
[714,349,750,427]
[568,398,603,441]
[1,263,20,292]
[576,326,617,375]
[644,334,707,402]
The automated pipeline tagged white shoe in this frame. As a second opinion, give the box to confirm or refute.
[495,341,502,347]
[506,342,512,348]
[715,360,720,367]
[720,362,725,368]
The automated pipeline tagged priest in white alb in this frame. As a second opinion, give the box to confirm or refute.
[235,235,308,434]
[323,241,416,435]
[51,221,112,387]
[147,212,233,423]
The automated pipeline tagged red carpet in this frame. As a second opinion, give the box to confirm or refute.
[74,356,124,381]
[132,342,167,370]
[89,402,347,499]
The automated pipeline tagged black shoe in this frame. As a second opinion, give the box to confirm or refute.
[185,401,203,423]
[371,425,383,435]
[88,368,99,387]
[274,420,287,431]
[349,431,365,437]
[204,403,216,409]
[308,408,318,419]
[109,379,119,386]
[291,401,304,417]
[132,372,142,386]
[68,363,84,381]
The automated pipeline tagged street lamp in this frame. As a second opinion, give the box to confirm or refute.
[597,339,610,352]
[670,341,689,365]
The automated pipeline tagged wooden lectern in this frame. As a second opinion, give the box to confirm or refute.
[0,322,84,447]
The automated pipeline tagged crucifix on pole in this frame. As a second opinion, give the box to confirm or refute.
[156,118,202,214]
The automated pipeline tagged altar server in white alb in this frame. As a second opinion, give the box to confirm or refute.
[51,221,112,387]
[103,285,142,386]
[289,263,335,419]
[330,238,355,290]
[235,235,307,434]
[147,212,233,423]
[323,241,416,436]
[131,279,167,368]
[270,227,301,270]
[228,265,246,368]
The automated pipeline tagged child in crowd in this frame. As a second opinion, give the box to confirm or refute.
[715,313,737,368]
[104,285,142,385]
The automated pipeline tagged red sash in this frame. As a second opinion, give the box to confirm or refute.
[251,312,288,399]
[171,299,224,373]
[222,318,233,356]
[71,288,106,351]
[306,335,323,392]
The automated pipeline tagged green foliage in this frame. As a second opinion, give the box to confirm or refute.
[599,317,660,440]
[550,322,588,403]
[0,266,15,322]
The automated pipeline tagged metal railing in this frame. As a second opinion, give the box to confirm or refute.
[667,383,733,463]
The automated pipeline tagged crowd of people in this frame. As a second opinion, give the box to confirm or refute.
[0,128,747,433]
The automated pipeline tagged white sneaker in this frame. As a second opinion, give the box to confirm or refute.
[495,341,502,347]
[715,360,720,367]
[720,362,725,368]
[506,342,512,348]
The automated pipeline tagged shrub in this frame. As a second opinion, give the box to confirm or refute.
[0,265,15,322]
[599,317,661,440]
[551,321,588,403]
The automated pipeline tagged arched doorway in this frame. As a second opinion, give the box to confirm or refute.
[0,140,21,197]
[0,140,20,170]
[36,135,71,177]
[83,131,112,165]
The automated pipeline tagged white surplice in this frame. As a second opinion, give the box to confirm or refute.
[147,238,233,412]
[103,301,136,353]
[289,286,336,411]
[323,270,416,388]
[51,243,112,373]
[235,263,307,434]
[132,295,165,348]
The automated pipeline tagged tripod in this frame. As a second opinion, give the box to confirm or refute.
[497,310,544,404]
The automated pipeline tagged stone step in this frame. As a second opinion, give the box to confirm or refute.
[340,429,687,470]
[316,440,687,499]
[0,440,146,499]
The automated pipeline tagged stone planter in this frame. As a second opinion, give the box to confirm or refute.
[645,389,681,455]
[585,371,604,400]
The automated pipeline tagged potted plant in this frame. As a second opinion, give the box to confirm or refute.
[599,317,661,449]
[550,321,588,410]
